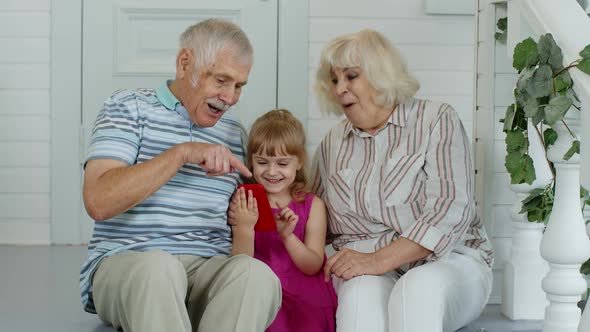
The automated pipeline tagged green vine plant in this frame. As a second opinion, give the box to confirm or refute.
[496,16,590,292]
[500,33,590,224]
[503,33,589,182]
[495,17,507,43]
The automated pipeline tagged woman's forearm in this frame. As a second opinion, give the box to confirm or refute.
[374,237,433,273]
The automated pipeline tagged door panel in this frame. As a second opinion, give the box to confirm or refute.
[81,0,278,242]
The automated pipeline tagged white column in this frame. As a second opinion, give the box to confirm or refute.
[502,120,551,319]
[541,111,590,332]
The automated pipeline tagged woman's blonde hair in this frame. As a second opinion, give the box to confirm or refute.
[248,109,308,201]
[315,29,420,115]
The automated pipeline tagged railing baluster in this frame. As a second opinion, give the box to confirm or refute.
[502,120,551,319]
[540,110,590,332]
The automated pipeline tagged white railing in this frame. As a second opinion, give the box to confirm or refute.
[502,119,550,320]
[506,1,590,331]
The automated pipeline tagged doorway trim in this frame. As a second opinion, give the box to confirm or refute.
[50,0,309,244]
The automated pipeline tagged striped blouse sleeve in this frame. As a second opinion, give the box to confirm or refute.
[401,104,477,260]
[310,141,327,199]
[85,91,141,166]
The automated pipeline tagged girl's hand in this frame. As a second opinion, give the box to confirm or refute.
[232,187,258,230]
[274,201,298,241]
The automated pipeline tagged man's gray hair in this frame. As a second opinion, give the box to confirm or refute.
[180,18,253,86]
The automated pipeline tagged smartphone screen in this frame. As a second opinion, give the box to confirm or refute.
[237,183,276,231]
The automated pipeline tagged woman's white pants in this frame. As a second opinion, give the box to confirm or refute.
[331,240,492,332]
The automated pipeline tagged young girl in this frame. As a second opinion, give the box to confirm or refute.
[230,109,337,332]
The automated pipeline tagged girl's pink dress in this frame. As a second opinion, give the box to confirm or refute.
[254,193,337,332]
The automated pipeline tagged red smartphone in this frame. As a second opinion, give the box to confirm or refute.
[237,183,276,232]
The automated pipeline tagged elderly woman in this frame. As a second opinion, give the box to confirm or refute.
[311,29,494,332]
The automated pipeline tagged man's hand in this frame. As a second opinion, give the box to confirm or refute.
[183,142,252,177]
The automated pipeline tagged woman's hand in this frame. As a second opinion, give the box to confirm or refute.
[231,187,258,230]
[274,202,299,241]
[324,248,384,281]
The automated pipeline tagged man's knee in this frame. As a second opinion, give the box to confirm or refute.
[123,250,186,289]
[229,255,280,291]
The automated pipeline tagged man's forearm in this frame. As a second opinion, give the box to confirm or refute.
[84,144,187,221]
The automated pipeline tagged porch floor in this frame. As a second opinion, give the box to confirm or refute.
[0,245,542,332]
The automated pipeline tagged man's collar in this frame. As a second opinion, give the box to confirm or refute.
[155,80,180,111]
[155,80,192,122]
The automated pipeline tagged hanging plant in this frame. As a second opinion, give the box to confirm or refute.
[502,33,590,186]
[500,33,590,224]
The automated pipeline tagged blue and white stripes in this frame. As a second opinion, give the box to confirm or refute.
[80,84,246,313]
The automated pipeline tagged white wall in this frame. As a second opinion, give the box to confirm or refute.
[475,2,518,304]
[306,0,475,153]
[0,0,51,244]
[488,5,518,306]
[1,1,499,300]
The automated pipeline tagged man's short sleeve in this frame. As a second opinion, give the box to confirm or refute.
[85,91,141,166]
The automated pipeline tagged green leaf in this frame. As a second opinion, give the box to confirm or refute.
[503,104,516,132]
[513,104,528,130]
[497,17,507,31]
[543,127,558,147]
[521,184,555,223]
[538,34,563,71]
[522,188,545,205]
[523,98,539,117]
[526,65,553,97]
[506,130,526,152]
[517,67,535,93]
[511,167,526,184]
[554,71,573,92]
[505,151,524,174]
[527,209,543,222]
[523,154,536,184]
[544,95,572,125]
[577,59,590,75]
[580,44,590,59]
[532,108,545,126]
[581,186,589,201]
[563,140,580,160]
[513,38,540,72]
[495,31,507,43]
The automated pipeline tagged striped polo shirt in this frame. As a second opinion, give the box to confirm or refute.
[79,82,247,313]
[311,98,494,273]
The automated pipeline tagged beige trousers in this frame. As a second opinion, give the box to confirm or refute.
[92,249,281,332]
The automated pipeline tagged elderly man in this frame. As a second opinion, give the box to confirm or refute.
[80,19,281,332]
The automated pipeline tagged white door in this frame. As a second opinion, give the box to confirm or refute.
[81,0,278,242]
